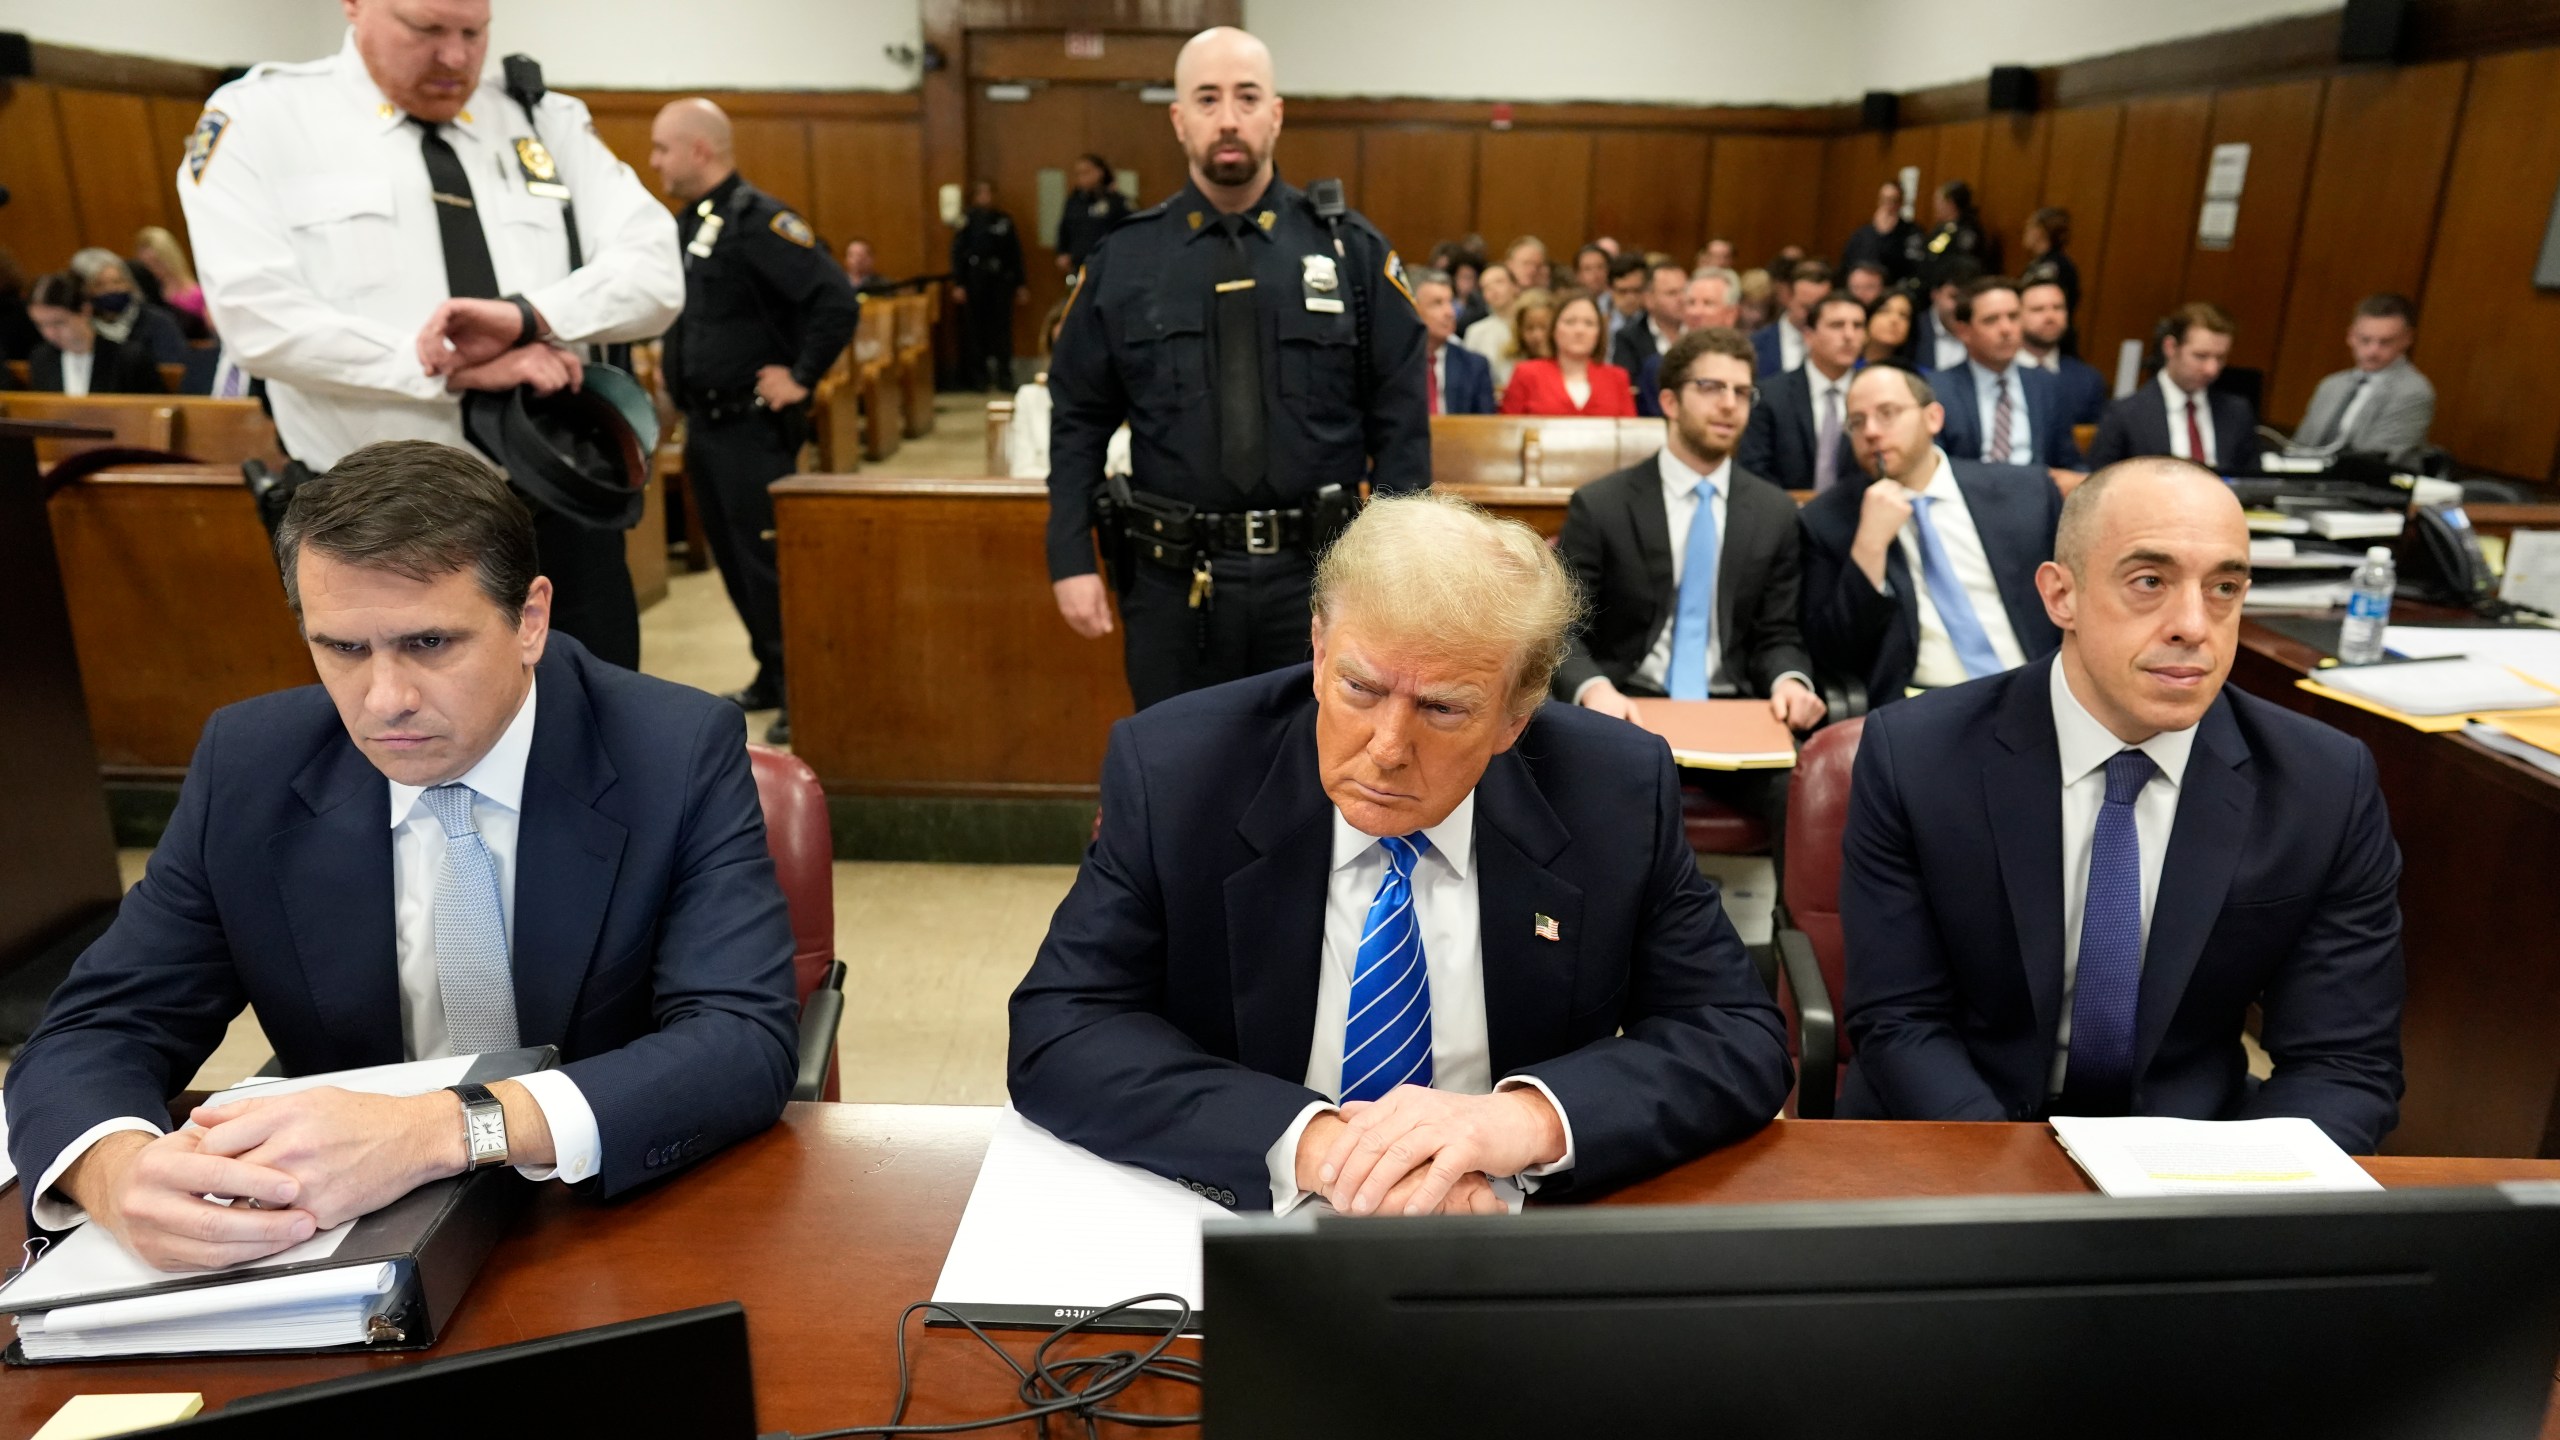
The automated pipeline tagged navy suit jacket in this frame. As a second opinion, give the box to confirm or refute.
[1750,323,1790,377]
[2048,354,2109,428]
[2086,385,2263,475]
[1736,364,1859,493]
[1836,659,2405,1151]
[1912,311,1960,373]
[5,638,800,1204]
[1796,457,2062,704]
[1932,361,2085,470]
[1439,342,1497,416]
[1007,666,1792,1210]
[1633,352,1665,418]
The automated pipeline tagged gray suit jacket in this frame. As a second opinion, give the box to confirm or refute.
[2293,358,2435,469]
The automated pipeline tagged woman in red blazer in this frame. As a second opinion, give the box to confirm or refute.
[1499,292,1635,417]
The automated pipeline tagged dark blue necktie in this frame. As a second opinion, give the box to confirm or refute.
[2064,750,2157,1101]
[1342,834,1433,1104]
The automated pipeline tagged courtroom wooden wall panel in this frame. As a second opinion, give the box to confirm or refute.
[2037,104,2125,338]
[966,30,1184,83]
[1589,131,1711,261]
[2081,93,2212,389]
[147,93,205,246]
[1475,131,1593,265]
[2266,60,2468,427]
[1975,112,2052,271]
[1283,126,1364,206]
[2416,46,2560,480]
[0,83,87,272]
[732,117,817,233]
[1816,128,1932,265]
[1708,134,1826,272]
[2178,78,2325,377]
[1358,128,1477,261]
[56,89,179,252]
[588,113,662,210]
[1933,119,1991,243]
[809,119,930,278]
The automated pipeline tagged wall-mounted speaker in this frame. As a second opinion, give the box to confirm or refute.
[1861,90,1897,130]
[1988,65,2036,112]
[2339,0,2410,62]
[0,33,34,79]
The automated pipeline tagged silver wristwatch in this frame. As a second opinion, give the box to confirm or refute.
[448,1082,510,1171]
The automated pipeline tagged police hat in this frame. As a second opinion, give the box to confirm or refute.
[459,363,658,532]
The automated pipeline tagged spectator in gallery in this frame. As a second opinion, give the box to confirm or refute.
[1919,180,1987,285]
[133,226,211,339]
[25,271,170,395]
[1409,265,1496,416]
[1504,235,1551,291]
[2018,279,2108,428]
[1754,259,1834,376]
[1610,260,1686,375]
[2017,206,2080,348]
[1500,292,1634,417]
[1914,256,1983,373]
[1735,268,1775,334]
[1697,238,1736,274]
[1863,289,1916,368]
[1503,289,1560,382]
[1605,251,1649,344]
[1461,264,1524,384]
[1572,243,1613,297]
[1440,244,1490,331]
[1842,179,1919,287]
[1844,259,1889,306]
[1635,267,1740,418]
[2288,293,2436,469]
[841,238,881,291]
[67,247,188,368]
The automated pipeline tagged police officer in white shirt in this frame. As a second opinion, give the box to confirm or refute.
[178,0,682,669]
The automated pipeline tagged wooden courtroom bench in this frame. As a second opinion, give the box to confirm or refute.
[984,397,1013,476]
[895,291,936,439]
[0,393,287,469]
[1429,415,1664,489]
[853,296,902,462]
[0,394,177,466]
[809,348,862,474]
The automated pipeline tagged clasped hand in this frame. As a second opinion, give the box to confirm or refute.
[66,1087,462,1272]
[416,297,582,396]
[1295,1085,1567,1217]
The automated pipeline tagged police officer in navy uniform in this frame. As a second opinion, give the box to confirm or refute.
[649,99,858,743]
[1053,152,1131,276]
[1046,26,1429,711]
[952,180,1027,393]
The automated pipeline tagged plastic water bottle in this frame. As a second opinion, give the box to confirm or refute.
[2337,546,2396,665]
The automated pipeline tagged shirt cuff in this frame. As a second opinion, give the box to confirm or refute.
[1496,1076,1577,1181]
[508,1069,602,1184]
[1571,676,1611,706]
[31,1117,165,1231]
[1264,1100,1338,1216]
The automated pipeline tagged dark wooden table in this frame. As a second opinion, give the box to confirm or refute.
[10,1104,2557,1438]
[2235,617,2560,1159]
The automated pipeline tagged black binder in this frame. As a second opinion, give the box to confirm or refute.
[1,1046,557,1365]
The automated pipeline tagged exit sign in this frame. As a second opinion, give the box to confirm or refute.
[1065,31,1105,59]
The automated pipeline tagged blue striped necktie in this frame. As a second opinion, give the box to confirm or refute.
[2064,750,2157,1101]
[1342,833,1433,1104]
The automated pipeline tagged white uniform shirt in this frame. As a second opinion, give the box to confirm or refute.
[2157,373,2220,469]
[178,30,682,469]
[1893,448,2030,688]
[2048,659,2195,1094]
[1263,795,1579,1214]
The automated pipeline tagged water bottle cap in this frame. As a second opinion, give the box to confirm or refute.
[2366,545,2393,561]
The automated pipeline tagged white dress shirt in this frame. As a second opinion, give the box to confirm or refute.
[1968,359,2035,462]
[1777,318,1807,373]
[59,348,93,396]
[1892,447,2030,688]
[1461,315,1515,388]
[179,30,682,470]
[1931,322,1968,372]
[2048,659,2196,1094]
[29,680,600,1232]
[1263,795,1579,1214]
[2157,373,2220,469]
[1004,379,1130,480]
[1648,316,1678,356]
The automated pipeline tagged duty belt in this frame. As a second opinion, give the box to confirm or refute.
[1095,479,1360,626]
[682,385,774,426]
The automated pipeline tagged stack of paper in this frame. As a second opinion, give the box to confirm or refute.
[14,1264,398,1360]
[2051,1116,2382,1198]
[2384,626,2560,690]
[2312,658,2560,717]
[2304,510,2405,541]
[2243,579,2351,612]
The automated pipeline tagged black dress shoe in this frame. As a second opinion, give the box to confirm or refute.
[763,710,790,746]
[721,681,784,711]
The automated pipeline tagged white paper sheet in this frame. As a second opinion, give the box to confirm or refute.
[212,1053,479,1103]
[2500,530,2560,616]
[2384,626,2560,690]
[931,1109,1229,1316]
[17,1262,396,1360]
[2315,657,2560,716]
[2052,1116,2382,1198]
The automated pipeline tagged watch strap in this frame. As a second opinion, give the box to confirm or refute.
[503,293,541,347]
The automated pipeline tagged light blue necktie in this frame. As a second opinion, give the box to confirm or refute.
[1342,834,1433,1104]
[2064,750,2158,1103]
[1668,482,1719,700]
[1907,494,2005,680]
[421,783,519,1055]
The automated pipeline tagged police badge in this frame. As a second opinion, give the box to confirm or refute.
[514,137,571,200]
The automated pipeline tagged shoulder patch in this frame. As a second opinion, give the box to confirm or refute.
[1383,248,1414,307]
[185,108,231,185]
[771,211,816,248]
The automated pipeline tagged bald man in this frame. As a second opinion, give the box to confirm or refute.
[649,98,859,741]
[1836,458,2405,1150]
[1045,25,1428,711]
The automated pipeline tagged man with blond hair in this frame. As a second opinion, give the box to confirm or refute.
[1011,493,1791,1214]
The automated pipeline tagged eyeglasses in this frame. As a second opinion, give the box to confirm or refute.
[1681,378,1759,407]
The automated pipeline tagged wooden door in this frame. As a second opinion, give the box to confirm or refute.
[970,82,1186,358]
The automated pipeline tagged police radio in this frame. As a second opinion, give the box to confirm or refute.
[1305,178,1375,409]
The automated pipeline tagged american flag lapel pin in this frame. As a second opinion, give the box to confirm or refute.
[1534,913,1560,942]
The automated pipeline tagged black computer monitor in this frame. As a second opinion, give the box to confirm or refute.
[1203,1188,2560,1439]
[148,1303,756,1439]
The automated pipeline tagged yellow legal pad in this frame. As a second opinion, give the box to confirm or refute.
[31,1394,204,1440]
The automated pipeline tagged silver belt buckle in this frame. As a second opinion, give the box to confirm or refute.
[1244,510,1280,554]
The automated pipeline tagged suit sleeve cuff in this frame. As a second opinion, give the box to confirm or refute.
[1264,1100,1338,1216]
[1497,1076,1577,1180]
[31,1117,165,1231]
[509,1069,602,1185]
[1772,671,1815,698]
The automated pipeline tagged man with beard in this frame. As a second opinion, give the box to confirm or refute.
[1046,25,1428,711]
[1555,327,1824,854]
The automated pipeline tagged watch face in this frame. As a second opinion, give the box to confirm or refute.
[468,1110,506,1151]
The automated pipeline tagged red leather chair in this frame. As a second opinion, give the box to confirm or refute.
[1682,790,1769,856]
[748,744,845,1102]
[1772,717,1864,1118]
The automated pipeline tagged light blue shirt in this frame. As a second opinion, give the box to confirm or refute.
[1968,358,2034,462]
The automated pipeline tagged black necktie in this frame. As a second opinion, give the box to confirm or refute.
[1211,213,1267,499]
[415,119,500,300]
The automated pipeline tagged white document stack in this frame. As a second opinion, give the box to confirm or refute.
[13,1264,400,1361]
[2051,1115,2383,1198]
